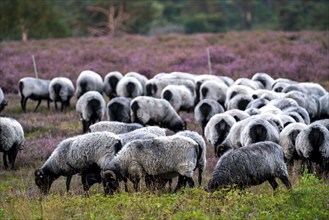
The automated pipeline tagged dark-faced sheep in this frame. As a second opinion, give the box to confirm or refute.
[103,71,123,99]
[76,91,106,133]
[130,96,185,132]
[116,76,144,98]
[208,141,291,192]
[75,70,103,99]
[161,85,195,113]
[49,77,75,111]
[0,117,25,170]
[19,77,51,112]
[107,97,132,123]
[34,132,122,195]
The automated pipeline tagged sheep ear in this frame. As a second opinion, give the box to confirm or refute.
[101,170,116,181]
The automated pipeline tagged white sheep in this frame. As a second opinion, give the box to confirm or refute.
[200,81,228,106]
[103,71,123,98]
[18,77,51,112]
[161,84,195,112]
[0,87,7,113]
[130,96,185,132]
[251,72,274,90]
[101,135,199,192]
[279,122,308,166]
[116,75,144,98]
[75,70,103,99]
[224,109,250,122]
[0,117,25,170]
[125,72,148,93]
[34,132,122,195]
[208,141,291,191]
[234,77,263,90]
[194,99,225,135]
[76,91,106,133]
[89,121,143,134]
[49,77,75,111]
[107,97,132,123]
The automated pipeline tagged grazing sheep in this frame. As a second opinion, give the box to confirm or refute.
[101,136,199,192]
[252,89,283,101]
[267,98,299,111]
[295,123,329,175]
[118,127,166,147]
[89,121,143,134]
[0,87,7,113]
[204,113,236,156]
[246,98,269,110]
[271,78,296,93]
[299,82,326,98]
[146,77,195,98]
[76,91,106,133]
[34,132,122,195]
[130,96,185,132]
[175,130,206,186]
[161,85,195,112]
[251,72,274,90]
[239,118,280,147]
[226,93,253,110]
[107,97,132,123]
[194,75,227,104]
[75,70,103,99]
[208,141,291,191]
[194,99,225,135]
[312,119,329,131]
[224,109,249,122]
[18,77,51,112]
[278,114,296,128]
[116,76,144,98]
[234,77,263,90]
[225,85,254,110]
[49,77,75,111]
[0,117,25,170]
[283,106,310,125]
[103,71,123,99]
[279,122,308,166]
[200,81,228,106]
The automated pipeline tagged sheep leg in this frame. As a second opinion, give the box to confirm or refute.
[132,178,140,192]
[66,175,73,192]
[174,175,185,192]
[279,176,292,189]
[47,100,50,109]
[268,178,279,190]
[123,177,128,192]
[198,168,203,186]
[3,152,9,170]
[82,120,89,133]
[34,100,42,112]
[54,101,58,111]
[21,97,27,112]
[8,146,19,170]
[186,177,195,188]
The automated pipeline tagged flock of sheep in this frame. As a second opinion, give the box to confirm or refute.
[0,70,328,196]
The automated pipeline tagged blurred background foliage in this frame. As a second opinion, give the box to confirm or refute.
[0,0,328,41]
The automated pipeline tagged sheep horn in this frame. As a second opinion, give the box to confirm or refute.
[101,170,116,181]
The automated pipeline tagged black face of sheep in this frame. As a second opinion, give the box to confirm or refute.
[101,170,120,195]
[35,169,56,195]
[215,144,231,158]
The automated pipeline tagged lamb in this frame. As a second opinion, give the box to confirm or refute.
[194,99,225,135]
[199,81,228,106]
[49,77,75,111]
[279,122,308,166]
[101,135,199,192]
[34,132,122,195]
[208,141,291,191]
[75,70,103,99]
[89,121,143,134]
[103,71,123,98]
[76,91,106,133]
[116,75,144,98]
[130,96,185,132]
[204,113,236,156]
[107,97,132,123]
[18,77,51,112]
[295,123,329,175]
[0,87,7,113]
[161,85,195,112]
[0,117,25,170]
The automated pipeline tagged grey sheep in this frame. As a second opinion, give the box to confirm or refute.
[194,99,225,135]
[116,76,144,98]
[246,98,269,110]
[76,91,106,133]
[234,77,263,90]
[318,93,329,119]
[200,81,228,106]
[101,135,199,192]
[130,96,185,132]
[0,87,7,113]
[161,85,195,112]
[0,117,25,170]
[279,122,308,166]
[107,97,132,123]
[34,132,122,195]
[125,72,148,92]
[49,77,75,111]
[271,78,296,93]
[89,121,143,134]
[204,113,236,156]
[208,141,291,191]
[225,85,254,110]
[75,70,103,99]
[295,123,329,175]
[225,109,250,122]
[283,106,310,125]
[18,77,51,112]
[103,71,123,99]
